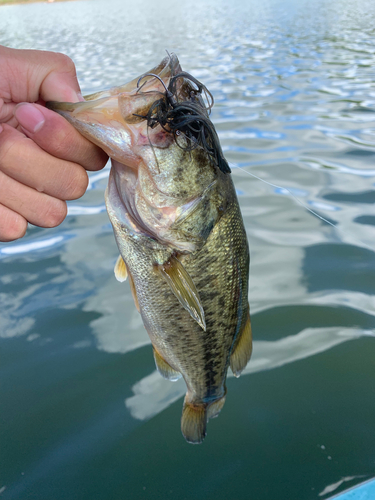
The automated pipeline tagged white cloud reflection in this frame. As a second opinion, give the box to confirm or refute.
[125,327,374,421]
[0,236,64,256]
[319,475,367,497]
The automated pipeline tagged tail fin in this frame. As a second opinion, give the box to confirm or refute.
[181,399,207,444]
[181,393,227,444]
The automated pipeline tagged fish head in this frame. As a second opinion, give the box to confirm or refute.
[47,54,231,253]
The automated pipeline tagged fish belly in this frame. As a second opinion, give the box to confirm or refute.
[114,196,249,404]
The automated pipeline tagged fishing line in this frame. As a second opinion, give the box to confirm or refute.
[234,165,337,228]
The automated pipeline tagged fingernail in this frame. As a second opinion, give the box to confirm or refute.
[0,124,3,134]
[14,103,45,134]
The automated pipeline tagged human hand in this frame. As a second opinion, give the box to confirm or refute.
[0,45,108,242]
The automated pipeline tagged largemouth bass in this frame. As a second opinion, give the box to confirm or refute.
[47,54,252,444]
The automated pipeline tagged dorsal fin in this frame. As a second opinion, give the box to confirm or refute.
[157,255,206,331]
[230,309,252,377]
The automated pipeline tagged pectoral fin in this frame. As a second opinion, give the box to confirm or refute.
[114,255,128,282]
[157,255,206,331]
[153,348,182,381]
[230,309,252,377]
[128,271,140,313]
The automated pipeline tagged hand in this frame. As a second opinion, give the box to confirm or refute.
[0,46,108,242]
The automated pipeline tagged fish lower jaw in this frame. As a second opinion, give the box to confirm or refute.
[108,160,203,252]
[106,165,145,237]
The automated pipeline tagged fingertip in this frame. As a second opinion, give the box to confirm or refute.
[64,166,89,200]
[42,198,67,228]
[0,204,28,242]
[84,149,109,172]
[42,53,82,103]
[14,103,46,135]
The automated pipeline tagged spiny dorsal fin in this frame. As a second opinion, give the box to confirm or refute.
[153,348,182,381]
[230,309,252,378]
[181,399,207,444]
[114,255,128,282]
[157,255,206,331]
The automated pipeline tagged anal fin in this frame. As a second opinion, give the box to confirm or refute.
[157,255,206,331]
[114,255,128,282]
[230,309,252,378]
[207,392,226,420]
[153,348,182,381]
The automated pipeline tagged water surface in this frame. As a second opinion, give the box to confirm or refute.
[1,0,375,499]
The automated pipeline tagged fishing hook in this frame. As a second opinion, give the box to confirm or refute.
[137,73,177,107]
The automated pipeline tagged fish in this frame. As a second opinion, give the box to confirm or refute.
[47,54,252,444]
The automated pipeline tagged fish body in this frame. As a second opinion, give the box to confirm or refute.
[48,54,252,443]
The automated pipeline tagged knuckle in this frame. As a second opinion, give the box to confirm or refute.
[53,52,76,73]
[50,134,70,157]
[0,132,23,167]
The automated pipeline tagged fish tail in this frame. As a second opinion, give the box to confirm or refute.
[181,398,207,444]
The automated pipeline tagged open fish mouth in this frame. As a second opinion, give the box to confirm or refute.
[46,53,230,173]
[46,54,176,166]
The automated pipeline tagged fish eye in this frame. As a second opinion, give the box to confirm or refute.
[175,130,181,136]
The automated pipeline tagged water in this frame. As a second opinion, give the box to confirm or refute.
[1,0,375,498]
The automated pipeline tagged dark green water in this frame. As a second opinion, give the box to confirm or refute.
[1,0,375,498]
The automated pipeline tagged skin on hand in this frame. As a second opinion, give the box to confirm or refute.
[0,45,108,242]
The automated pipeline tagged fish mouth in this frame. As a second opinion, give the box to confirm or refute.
[47,52,229,174]
[48,54,185,242]
[46,54,180,166]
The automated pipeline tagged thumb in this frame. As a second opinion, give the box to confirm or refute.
[0,46,83,104]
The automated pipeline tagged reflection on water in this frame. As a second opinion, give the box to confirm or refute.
[319,475,366,497]
[1,0,375,499]
[126,327,374,421]
[0,235,65,256]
